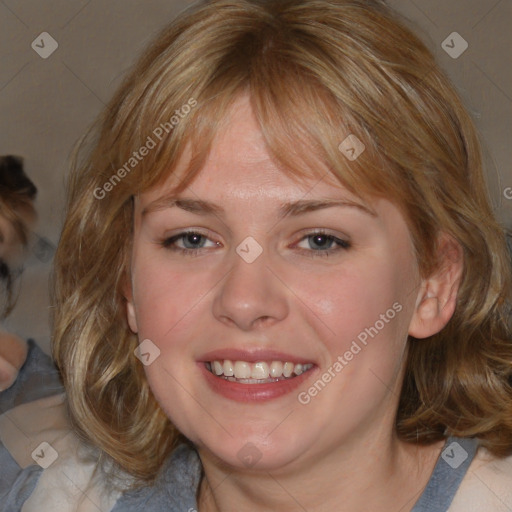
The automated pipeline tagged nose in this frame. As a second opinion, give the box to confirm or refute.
[212,247,289,331]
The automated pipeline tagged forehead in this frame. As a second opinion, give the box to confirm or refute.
[137,94,354,208]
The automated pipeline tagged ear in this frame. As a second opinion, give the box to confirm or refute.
[408,233,463,339]
[122,271,138,334]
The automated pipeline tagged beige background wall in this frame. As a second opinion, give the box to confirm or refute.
[0,0,510,354]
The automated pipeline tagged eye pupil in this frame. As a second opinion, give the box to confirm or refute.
[310,234,331,250]
[184,233,203,248]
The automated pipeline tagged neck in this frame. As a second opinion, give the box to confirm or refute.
[197,431,445,512]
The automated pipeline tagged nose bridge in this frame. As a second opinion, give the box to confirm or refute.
[212,240,288,330]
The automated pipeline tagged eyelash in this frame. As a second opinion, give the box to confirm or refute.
[160,230,351,258]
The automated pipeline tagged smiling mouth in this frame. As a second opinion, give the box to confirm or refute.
[205,359,314,384]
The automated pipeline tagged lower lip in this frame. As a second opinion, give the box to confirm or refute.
[198,363,317,402]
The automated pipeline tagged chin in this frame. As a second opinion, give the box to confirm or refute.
[196,427,311,473]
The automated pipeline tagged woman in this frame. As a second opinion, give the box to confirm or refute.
[2,1,511,510]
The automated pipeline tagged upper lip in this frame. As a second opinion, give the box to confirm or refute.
[198,348,315,365]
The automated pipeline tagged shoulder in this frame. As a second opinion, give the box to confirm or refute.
[0,391,125,512]
[0,340,121,511]
[0,339,60,510]
[110,443,202,512]
[0,338,63,414]
[449,445,512,511]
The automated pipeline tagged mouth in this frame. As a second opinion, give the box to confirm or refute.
[199,355,317,402]
[205,359,314,384]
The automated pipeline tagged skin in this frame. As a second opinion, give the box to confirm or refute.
[0,331,28,391]
[125,94,462,511]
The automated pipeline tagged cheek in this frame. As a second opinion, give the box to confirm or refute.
[129,256,211,423]
[293,260,413,420]
[132,261,208,341]
[300,257,405,348]
[129,242,227,372]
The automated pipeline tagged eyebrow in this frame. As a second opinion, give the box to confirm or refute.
[141,196,376,219]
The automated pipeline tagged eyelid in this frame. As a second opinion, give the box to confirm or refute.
[161,227,217,240]
[292,226,350,244]
[160,228,220,247]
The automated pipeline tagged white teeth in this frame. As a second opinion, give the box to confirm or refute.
[269,361,283,378]
[213,361,223,376]
[234,361,251,379]
[251,362,269,379]
[223,360,234,377]
[207,359,313,380]
[283,362,294,378]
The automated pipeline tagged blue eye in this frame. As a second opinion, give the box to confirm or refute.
[170,232,206,249]
[161,231,218,255]
[296,232,351,257]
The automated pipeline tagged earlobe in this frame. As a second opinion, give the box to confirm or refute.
[126,300,138,334]
[122,272,139,334]
[408,234,463,339]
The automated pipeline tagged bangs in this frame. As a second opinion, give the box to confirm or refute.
[104,18,403,207]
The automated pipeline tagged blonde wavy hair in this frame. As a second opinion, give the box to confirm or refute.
[52,0,512,486]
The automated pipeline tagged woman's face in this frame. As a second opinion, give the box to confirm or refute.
[126,94,423,472]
